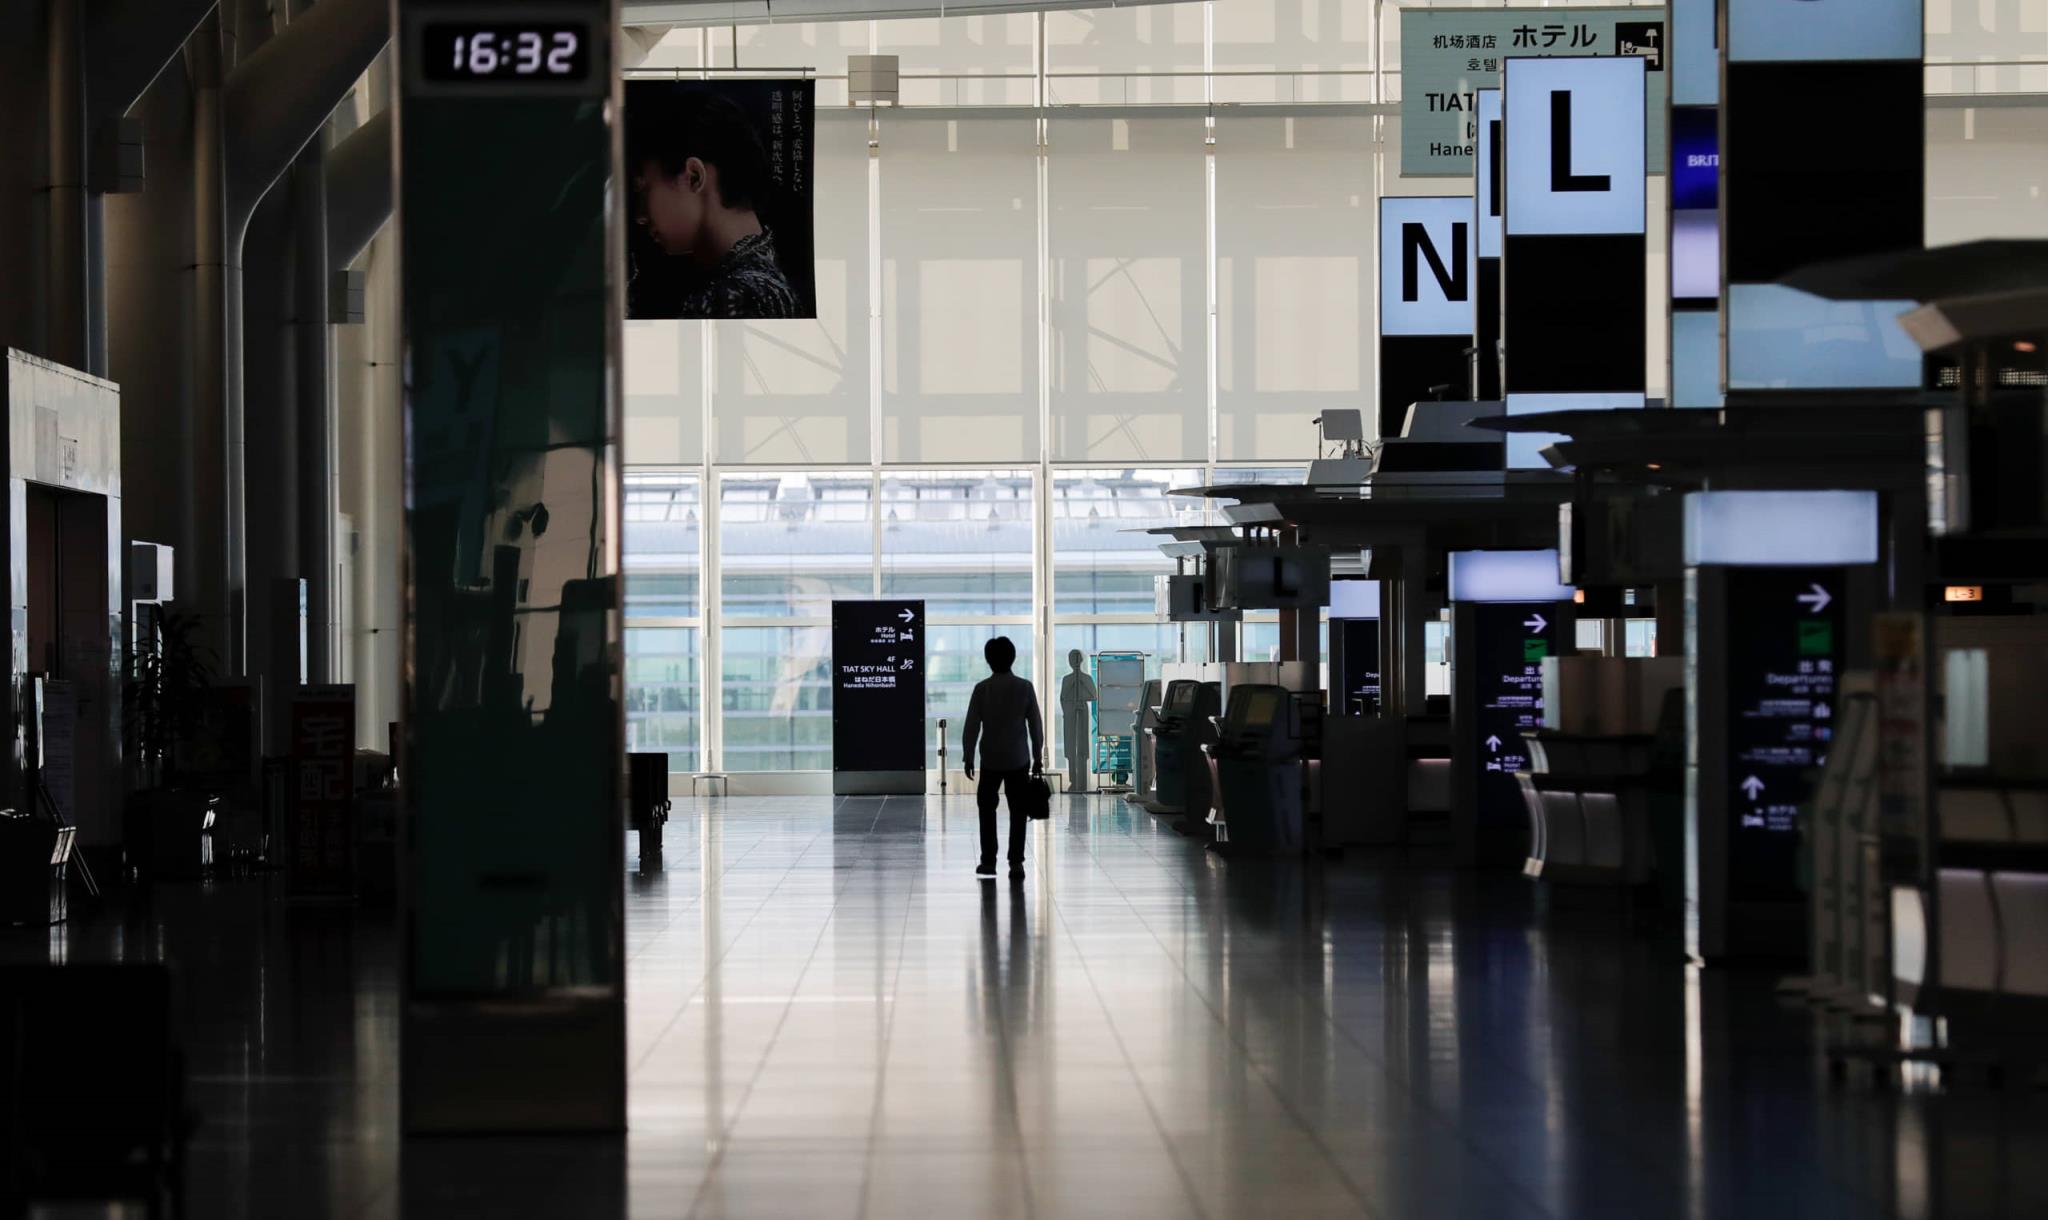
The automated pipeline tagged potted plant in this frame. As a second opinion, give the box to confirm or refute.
[125,609,213,789]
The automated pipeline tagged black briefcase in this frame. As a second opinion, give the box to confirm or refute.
[1018,775,1053,820]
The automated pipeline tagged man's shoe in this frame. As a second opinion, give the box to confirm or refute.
[976,865,997,880]
[1008,866,1025,881]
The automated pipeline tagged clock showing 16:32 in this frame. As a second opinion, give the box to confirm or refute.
[419,23,591,83]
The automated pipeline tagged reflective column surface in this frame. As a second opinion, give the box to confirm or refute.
[9,794,2046,1218]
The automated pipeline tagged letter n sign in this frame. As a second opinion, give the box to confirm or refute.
[1379,197,1473,336]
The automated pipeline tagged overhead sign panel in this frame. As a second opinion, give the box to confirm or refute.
[1475,89,1504,259]
[1684,490,1880,566]
[1671,0,1719,106]
[1401,6,1666,177]
[1449,549,1573,604]
[1503,55,1647,237]
[1379,197,1474,336]
[1722,0,1924,397]
[1726,0,1923,64]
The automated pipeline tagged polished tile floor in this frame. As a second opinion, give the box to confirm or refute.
[12,794,2047,1218]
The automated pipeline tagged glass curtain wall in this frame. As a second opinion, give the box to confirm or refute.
[624,473,703,771]
[619,0,1679,774]
[624,460,1305,773]
[880,470,1037,758]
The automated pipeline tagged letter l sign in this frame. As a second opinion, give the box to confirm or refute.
[1549,90,1609,193]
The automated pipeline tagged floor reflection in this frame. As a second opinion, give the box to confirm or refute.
[6,794,2045,1218]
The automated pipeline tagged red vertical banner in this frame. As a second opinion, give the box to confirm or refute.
[289,686,357,898]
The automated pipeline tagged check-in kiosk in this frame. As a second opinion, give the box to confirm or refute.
[1209,684,1308,855]
[1146,680,1220,838]
[1132,679,1164,807]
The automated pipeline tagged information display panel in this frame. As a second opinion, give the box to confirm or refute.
[831,600,927,780]
[1473,88,1504,400]
[1724,567,1845,901]
[1337,618,1383,716]
[1471,601,1562,833]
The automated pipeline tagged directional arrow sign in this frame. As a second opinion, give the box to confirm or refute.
[1740,775,1765,801]
[1523,612,1548,633]
[1486,734,1503,752]
[898,608,916,623]
[1795,584,1831,614]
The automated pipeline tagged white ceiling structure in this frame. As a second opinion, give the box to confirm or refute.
[622,0,1185,26]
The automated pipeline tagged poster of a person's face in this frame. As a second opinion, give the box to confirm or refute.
[626,79,817,320]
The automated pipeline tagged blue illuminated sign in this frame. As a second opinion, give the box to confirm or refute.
[1727,0,1923,64]
[1504,55,1647,237]
[1670,107,1718,211]
[1476,89,1503,259]
[1380,197,1474,336]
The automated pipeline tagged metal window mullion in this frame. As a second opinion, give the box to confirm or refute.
[702,464,722,774]
[1204,0,1220,469]
[1035,18,1056,715]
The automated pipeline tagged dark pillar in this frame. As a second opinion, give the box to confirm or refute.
[398,0,625,1136]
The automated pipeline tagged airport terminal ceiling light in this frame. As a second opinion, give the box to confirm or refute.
[622,0,1189,27]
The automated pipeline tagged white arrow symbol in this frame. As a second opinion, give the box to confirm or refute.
[1796,584,1831,614]
[1523,612,1548,633]
[898,608,915,622]
[1741,775,1765,801]
[1485,734,1502,752]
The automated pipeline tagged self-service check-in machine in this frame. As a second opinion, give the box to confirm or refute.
[1208,684,1309,855]
[1132,679,1164,806]
[1146,680,1220,838]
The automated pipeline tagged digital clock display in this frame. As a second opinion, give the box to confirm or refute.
[420,23,591,82]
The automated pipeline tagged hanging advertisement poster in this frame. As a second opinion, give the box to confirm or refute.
[625,79,817,319]
[1401,6,1667,178]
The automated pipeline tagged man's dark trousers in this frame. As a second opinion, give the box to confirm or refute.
[977,768,1031,869]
